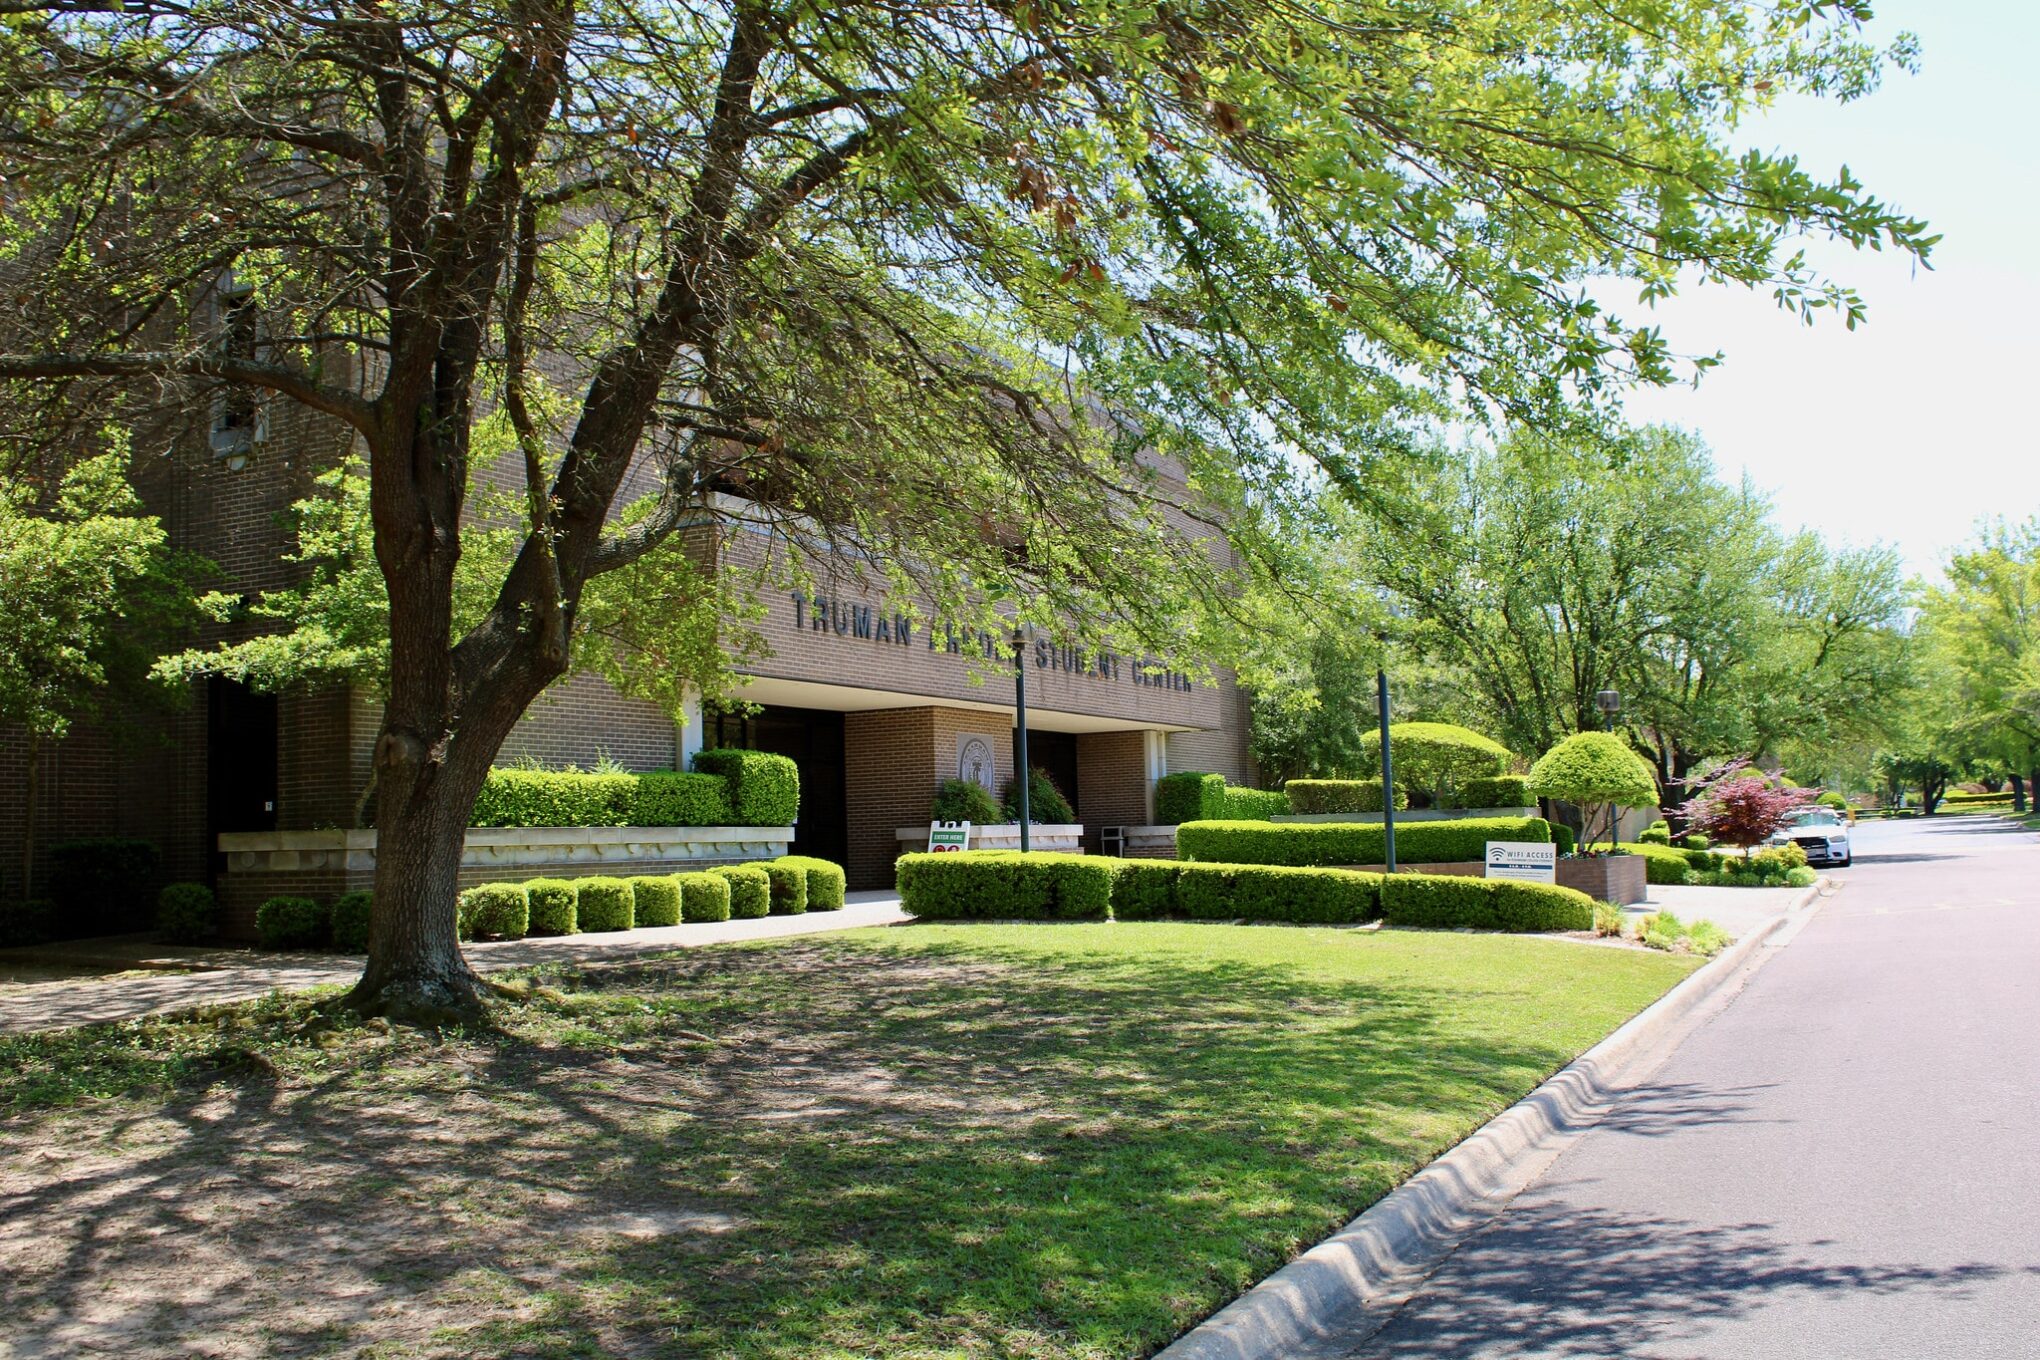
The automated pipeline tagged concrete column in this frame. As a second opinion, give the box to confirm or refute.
[677,690,705,769]
[1142,730,1169,823]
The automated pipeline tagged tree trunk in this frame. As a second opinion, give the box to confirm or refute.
[21,731,39,900]
[2011,774,2027,815]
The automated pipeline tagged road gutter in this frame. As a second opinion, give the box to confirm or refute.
[1157,880,1830,1360]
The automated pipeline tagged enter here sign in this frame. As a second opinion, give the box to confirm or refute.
[1485,841,1556,883]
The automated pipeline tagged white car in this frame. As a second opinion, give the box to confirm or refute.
[1768,807,1852,868]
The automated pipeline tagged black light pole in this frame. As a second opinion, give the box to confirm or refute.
[1377,666,1397,874]
[1594,689,1622,849]
[1014,628,1032,852]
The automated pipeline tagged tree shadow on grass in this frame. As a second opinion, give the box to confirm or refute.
[0,932,1686,1359]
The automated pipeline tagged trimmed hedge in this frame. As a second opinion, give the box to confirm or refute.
[712,864,772,919]
[574,877,636,932]
[1221,786,1291,820]
[932,778,1003,824]
[460,883,531,940]
[630,773,732,827]
[0,899,54,949]
[471,769,635,828]
[1004,766,1077,824]
[679,871,734,923]
[331,891,374,953]
[256,895,328,950]
[1155,772,1226,825]
[895,851,1114,920]
[525,878,578,935]
[1174,863,1382,924]
[1176,816,1551,867]
[1108,860,1182,920]
[692,749,801,826]
[776,856,846,911]
[1453,775,1532,809]
[1617,841,1694,885]
[1380,875,1594,932]
[1356,722,1513,804]
[48,837,159,935]
[629,876,682,928]
[1552,822,1577,855]
[156,882,218,944]
[763,862,809,915]
[1285,779,1406,815]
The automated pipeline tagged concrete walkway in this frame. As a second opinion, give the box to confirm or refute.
[0,893,909,1034]
[1334,814,2040,1358]
[1631,880,1817,937]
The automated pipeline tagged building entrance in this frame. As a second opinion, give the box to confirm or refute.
[708,704,848,868]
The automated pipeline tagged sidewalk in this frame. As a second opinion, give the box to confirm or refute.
[0,893,909,1034]
[1625,880,1821,937]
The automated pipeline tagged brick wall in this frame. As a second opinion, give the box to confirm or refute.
[497,671,679,773]
[843,708,935,890]
[1075,730,1150,849]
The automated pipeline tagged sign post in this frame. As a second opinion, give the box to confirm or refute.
[1485,841,1556,883]
[927,821,973,853]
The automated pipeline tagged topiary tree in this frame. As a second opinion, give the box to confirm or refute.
[1357,722,1512,807]
[1525,733,1659,854]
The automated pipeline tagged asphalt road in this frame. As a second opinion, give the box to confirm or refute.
[1339,814,2040,1359]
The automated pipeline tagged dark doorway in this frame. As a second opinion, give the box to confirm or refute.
[206,677,278,884]
[1021,728,1081,820]
[708,704,848,868]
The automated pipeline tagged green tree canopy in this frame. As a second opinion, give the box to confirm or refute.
[1525,731,1658,852]
[1354,722,1511,805]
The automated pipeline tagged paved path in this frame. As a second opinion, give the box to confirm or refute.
[1336,815,2040,1359]
[0,894,910,1034]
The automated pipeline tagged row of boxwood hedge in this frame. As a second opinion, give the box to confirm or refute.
[1154,773,1538,826]
[469,750,800,829]
[895,851,1594,932]
[251,855,844,950]
[1175,816,1551,867]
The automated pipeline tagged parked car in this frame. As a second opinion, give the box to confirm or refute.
[1769,807,1852,867]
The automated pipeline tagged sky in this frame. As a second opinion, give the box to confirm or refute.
[1612,1,2040,584]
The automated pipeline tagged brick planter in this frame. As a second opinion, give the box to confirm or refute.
[1555,853,1648,905]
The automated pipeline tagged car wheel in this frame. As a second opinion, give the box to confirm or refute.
[1838,855,1851,868]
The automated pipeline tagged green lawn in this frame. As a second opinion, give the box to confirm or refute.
[0,923,1696,1359]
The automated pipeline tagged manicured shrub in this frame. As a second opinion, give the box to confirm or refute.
[763,862,809,915]
[1617,841,1692,885]
[47,837,160,935]
[256,895,329,950]
[1108,859,1182,920]
[330,891,375,953]
[1639,820,1672,846]
[628,876,682,927]
[711,864,772,919]
[1524,732,1659,852]
[1681,833,1711,851]
[460,882,531,940]
[1785,866,1818,887]
[1155,772,1227,824]
[1220,786,1291,820]
[1816,791,1853,812]
[776,856,847,911]
[0,899,55,948]
[1380,875,1594,933]
[156,882,218,944]
[573,877,636,932]
[629,772,732,827]
[525,878,579,935]
[679,871,734,923]
[692,749,801,826]
[1552,822,1577,855]
[1285,778,1405,815]
[1452,775,1533,809]
[1176,816,1550,868]
[1174,863,1382,924]
[932,778,1003,824]
[895,851,1114,920]
[471,768,635,827]
[1355,722,1513,807]
[1003,766,1076,824]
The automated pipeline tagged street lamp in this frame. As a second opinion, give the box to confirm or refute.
[1595,689,1622,730]
[1377,664,1397,874]
[1013,625,1033,852]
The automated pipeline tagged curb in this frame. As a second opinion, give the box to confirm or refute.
[1157,885,1825,1360]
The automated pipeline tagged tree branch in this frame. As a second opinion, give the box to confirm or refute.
[0,352,376,434]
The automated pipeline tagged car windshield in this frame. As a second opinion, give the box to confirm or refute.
[1788,809,1841,827]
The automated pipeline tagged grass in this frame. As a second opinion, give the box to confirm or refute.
[0,923,1697,1359]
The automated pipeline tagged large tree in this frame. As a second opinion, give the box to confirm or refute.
[1912,519,2040,804]
[0,0,1931,1017]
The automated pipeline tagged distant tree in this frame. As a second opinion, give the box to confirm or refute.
[0,449,203,895]
[1676,763,1817,857]
[1873,749,1958,816]
[1912,520,2040,810]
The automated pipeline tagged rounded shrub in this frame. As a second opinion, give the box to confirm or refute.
[895,851,1113,920]
[763,862,809,915]
[256,895,329,950]
[1357,722,1513,806]
[1524,732,1659,851]
[711,864,771,919]
[776,856,846,911]
[330,891,375,953]
[1379,875,1594,932]
[628,876,682,928]
[524,878,578,935]
[460,882,531,940]
[932,777,1003,824]
[1285,778,1404,815]
[691,749,801,826]
[156,882,218,944]
[679,871,733,923]
[573,877,635,932]
[1002,766,1076,824]
[1155,772,1227,824]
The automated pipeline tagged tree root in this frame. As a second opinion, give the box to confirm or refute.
[340,968,494,1030]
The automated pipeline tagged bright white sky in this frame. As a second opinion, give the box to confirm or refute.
[1613,1,2040,585]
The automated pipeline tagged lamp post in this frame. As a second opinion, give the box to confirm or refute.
[1014,626,1032,852]
[1594,689,1622,848]
[1377,666,1396,874]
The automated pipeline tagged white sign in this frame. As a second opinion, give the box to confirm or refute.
[1486,840,1556,883]
[927,821,973,853]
